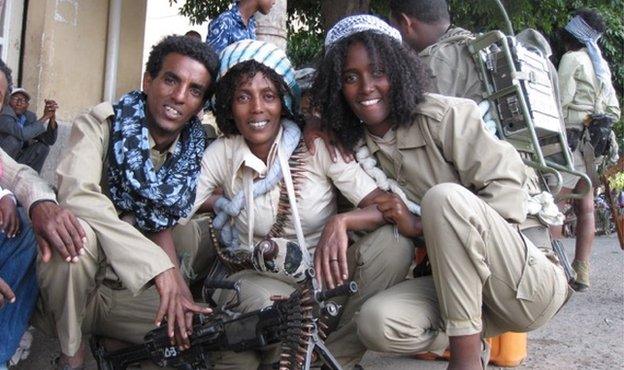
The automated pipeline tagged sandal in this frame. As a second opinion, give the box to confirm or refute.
[571,260,590,292]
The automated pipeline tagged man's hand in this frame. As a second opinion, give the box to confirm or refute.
[42,99,58,120]
[0,277,16,308]
[30,201,86,263]
[0,195,19,238]
[303,116,354,163]
[154,268,211,349]
[374,193,423,238]
[314,215,349,289]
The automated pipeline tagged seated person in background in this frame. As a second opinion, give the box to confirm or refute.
[313,15,570,369]
[0,88,58,173]
[33,35,218,370]
[206,0,275,54]
[180,40,413,369]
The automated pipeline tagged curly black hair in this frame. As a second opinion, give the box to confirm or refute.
[561,8,607,51]
[214,60,299,136]
[145,35,219,101]
[312,31,430,150]
[0,58,13,104]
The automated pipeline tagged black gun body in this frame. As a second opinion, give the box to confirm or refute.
[93,305,287,370]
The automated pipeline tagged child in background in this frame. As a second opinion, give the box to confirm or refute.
[206,0,275,54]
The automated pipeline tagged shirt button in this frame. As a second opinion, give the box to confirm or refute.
[528,256,536,266]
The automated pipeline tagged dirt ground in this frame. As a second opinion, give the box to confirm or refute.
[14,235,624,370]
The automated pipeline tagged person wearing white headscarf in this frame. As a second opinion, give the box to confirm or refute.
[314,14,570,369]
[556,8,621,291]
[184,39,414,369]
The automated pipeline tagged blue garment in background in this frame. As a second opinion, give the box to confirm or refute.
[206,3,256,54]
[0,210,38,364]
[16,115,26,128]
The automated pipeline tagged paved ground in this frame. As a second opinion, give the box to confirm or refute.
[15,236,624,369]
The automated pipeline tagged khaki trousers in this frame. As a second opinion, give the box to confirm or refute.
[211,224,414,370]
[33,216,213,357]
[358,183,569,354]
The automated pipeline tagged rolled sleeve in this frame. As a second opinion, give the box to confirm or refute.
[312,138,377,206]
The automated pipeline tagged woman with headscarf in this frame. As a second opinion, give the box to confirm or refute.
[313,15,570,369]
[182,39,413,369]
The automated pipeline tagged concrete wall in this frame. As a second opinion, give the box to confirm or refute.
[22,0,146,121]
[116,0,146,100]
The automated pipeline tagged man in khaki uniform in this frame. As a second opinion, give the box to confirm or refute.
[553,9,621,291]
[34,36,219,369]
[314,15,570,368]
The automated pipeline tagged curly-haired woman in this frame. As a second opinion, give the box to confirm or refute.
[313,15,570,369]
[183,39,413,369]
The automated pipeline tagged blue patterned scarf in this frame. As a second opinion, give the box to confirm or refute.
[107,90,207,232]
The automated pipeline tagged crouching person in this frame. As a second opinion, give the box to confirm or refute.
[314,15,571,369]
[178,40,414,369]
[32,35,218,369]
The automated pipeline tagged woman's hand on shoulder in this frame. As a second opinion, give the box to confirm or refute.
[303,115,354,163]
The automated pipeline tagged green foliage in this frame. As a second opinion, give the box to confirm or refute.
[172,0,623,148]
[609,172,624,191]
[169,0,229,25]
[287,29,323,68]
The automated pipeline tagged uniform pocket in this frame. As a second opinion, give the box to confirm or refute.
[515,233,540,302]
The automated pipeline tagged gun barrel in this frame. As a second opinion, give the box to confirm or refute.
[317,281,358,301]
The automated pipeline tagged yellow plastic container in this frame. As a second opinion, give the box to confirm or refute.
[412,251,528,367]
[487,332,527,367]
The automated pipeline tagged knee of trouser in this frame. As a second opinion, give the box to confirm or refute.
[421,183,467,216]
[38,217,97,268]
[357,297,397,352]
[359,225,415,267]
[0,135,22,156]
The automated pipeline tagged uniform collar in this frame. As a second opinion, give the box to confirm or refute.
[419,27,474,57]
[148,133,180,156]
[364,94,449,152]
[232,125,284,179]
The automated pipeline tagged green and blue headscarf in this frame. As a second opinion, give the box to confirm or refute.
[217,39,300,115]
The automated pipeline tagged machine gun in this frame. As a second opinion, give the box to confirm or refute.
[468,0,591,199]
[91,268,357,370]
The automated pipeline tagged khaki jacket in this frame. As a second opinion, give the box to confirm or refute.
[558,48,621,130]
[419,27,483,103]
[365,94,527,223]
[56,102,173,295]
